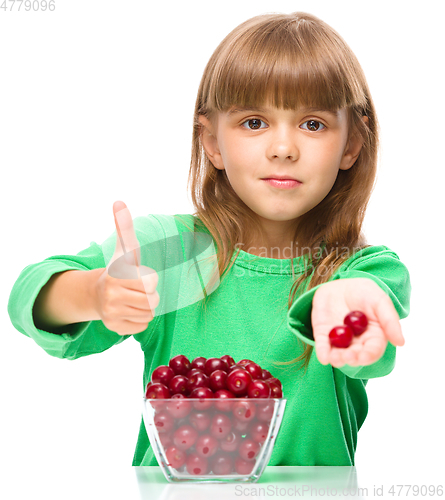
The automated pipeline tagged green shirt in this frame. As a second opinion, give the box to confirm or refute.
[7,214,411,466]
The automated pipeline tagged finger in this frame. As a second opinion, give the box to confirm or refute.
[313,334,331,365]
[373,292,405,346]
[112,201,141,266]
[356,335,386,365]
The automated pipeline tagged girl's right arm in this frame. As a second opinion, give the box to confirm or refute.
[32,201,159,336]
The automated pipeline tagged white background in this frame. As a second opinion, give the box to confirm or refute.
[1,0,444,498]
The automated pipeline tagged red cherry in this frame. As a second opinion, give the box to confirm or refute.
[249,422,269,443]
[238,359,253,366]
[189,411,211,432]
[165,394,192,419]
[159,431,173,448]
[189,387,214,410]
[247,380,271,398]
[187,371,210,393]
[172,424,198,450]
[214,389,235,412]
[265,376,282,389]
[226,369,253,396]
[261,369,272,380]
[145,383,170,399]
[228,363,246,373]
[195,433,219,458]
[210,413,232,439]
[329,325,353,348]
[268,381,283,398]
[219,430,242,452]
[190,356,207,371]
[204,357,229,375]
[232,418,251,433]
[165,446,186,469]
[239,439,261,461]
[209,370,227,392]
[244,362,262,379]
[169,355,191,376]
[168,375,189,396]
[186,452,209,475]
[234,456,255,475]
[256,400,275,423]
[220,355,235,368]
[344,310,368,336]
[232,400,256,422]
[210,452,234,475]
[153,410,175,433]
[151,365,175,386]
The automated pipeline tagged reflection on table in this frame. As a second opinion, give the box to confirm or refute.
[135,466,363,499]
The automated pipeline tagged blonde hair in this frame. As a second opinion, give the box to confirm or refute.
[186,11,378,370]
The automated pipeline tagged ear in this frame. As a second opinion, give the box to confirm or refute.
[339,116,369,171]
[198,115,224,170]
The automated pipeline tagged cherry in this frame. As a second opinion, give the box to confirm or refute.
[226,369,253,396]
[189,411,211,432]
[169,355,191,376]
[165,446,186,469]
[329,325,353,348]
[190,356,207,371]
[158,431,173,448]
[247,380,271,398]
[209,369,227,392]
[344,310,368,336]
[151,365,175,386]
[214,389,235,412]
[249,422,269,443]
[261,369,272,380]
[239,439,261,461]
[195,433,219,458]
[220,355,235,368]
[244,362,262,379]
[187,371,210,393]
[210,413,232,439]
[256,400,275,423]
[210,452,234,475]
[238,359,253,366]
[204,357,229,375]
[165,394,192,419]
[219,430,242,452]
[265,377,282,389]
[234,457,255,475]
[145,383,170,400]
[189,387,214,410]
[232,418,251,433]
[168,375,189,396]
[186,452,209,475]
[267,380,283,398]
[232,400,256,422]
[153,410,175,433]
[172,424,198,450]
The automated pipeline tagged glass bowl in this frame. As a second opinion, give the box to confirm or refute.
[141,397,287,483]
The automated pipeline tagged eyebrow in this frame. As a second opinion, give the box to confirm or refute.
[227,106,339,118]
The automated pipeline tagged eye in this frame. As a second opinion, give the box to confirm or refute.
[301,120,325,132]
[241,118,267,130]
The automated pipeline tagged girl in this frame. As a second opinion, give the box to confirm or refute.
[7,11,411,467]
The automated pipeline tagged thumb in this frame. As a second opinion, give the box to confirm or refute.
[110,200,141,268]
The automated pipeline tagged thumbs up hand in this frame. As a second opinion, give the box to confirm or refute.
[93,201,160,335]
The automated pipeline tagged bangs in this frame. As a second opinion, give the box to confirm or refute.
[205,16,368,114]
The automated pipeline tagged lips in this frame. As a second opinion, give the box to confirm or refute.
[262,175,300,181]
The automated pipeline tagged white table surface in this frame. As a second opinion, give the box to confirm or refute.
[4,463,443,500]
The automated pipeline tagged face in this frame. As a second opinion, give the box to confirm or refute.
[199,104,365,249]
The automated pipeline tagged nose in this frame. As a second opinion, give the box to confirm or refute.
[266,125,299,162]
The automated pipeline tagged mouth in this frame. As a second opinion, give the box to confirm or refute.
[261,175,301,182]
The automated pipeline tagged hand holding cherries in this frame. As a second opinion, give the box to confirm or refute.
[329,310,368,348]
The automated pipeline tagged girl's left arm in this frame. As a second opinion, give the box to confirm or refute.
[287,245,411,379]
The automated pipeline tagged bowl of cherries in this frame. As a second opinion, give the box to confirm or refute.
[142,354,286,483]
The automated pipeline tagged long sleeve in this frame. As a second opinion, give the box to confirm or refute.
[287,245,411,379]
